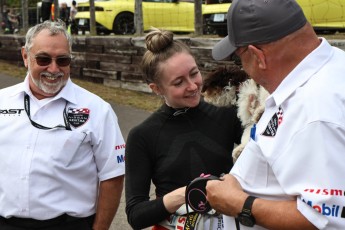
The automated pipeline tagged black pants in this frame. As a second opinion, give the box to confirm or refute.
[70,20,78,35]
[0,214,95,230]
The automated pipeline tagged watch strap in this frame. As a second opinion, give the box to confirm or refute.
[242,195,257,215]
[238,195,257,227]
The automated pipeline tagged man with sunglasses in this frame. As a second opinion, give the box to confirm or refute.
[206,0,345,229]
[0,19,125,230]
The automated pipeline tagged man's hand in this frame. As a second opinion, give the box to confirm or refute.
[206,174,318,230]
[206,174,247,216]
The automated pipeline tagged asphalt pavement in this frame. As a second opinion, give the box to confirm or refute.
[0,73,153,230]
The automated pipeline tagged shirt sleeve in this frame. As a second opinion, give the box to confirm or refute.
[272,121,345,229]
[92,103,125,181]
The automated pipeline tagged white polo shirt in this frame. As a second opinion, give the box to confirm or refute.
[224,38,345,229]
[0,76,125,220]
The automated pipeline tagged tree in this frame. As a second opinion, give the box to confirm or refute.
[89,0,96,35]
[21,0,28,32]
[0,0,4,33]
[2,0,40,7]
[194,0,203,35]
[134,0,143,36]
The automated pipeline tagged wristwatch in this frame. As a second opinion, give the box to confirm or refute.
[237,195,257,227]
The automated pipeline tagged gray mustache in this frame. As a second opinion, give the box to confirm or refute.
[40,72,64,78]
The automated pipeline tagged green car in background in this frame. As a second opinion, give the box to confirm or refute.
[75,0,345,36]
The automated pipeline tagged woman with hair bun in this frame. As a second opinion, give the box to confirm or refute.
[125,28,243,230]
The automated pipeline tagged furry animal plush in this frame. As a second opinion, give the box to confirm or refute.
[202,66,248,107]
[202,66,269,162]
[232,79,269,162]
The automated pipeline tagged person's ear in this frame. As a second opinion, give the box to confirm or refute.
[149,83,162,96]
[248,45,266,69]
[21,46,29,68]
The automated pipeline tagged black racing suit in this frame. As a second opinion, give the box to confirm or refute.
[125,100,243,229]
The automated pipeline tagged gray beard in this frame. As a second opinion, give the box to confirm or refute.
[28,70,68,95]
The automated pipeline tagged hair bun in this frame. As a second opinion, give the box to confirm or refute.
[145,28,174,53]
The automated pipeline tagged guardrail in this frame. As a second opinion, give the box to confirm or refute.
[0,34,344,93]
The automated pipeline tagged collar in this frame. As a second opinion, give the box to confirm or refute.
[268,37,333,107]
[159,101,203,117]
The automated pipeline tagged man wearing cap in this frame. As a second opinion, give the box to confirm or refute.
[206,0,345,229]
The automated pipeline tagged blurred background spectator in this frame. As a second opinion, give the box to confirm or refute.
[1,5,20,34]
[70,0,78,35]
[41,0,53,21]
[59,2,69,27]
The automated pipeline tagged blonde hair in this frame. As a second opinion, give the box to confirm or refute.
[141,27,193,84]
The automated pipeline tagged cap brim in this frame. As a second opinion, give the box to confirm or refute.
[212,35,237,61]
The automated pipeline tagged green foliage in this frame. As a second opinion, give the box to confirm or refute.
[4,0,40,7]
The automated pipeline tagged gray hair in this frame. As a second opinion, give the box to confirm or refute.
[24,19,72,53]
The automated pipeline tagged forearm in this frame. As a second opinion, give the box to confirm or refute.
[162,186,186,213]
[206,175,317,230]
[126,197,171,229]
[252,198,317,230]
[93,176,124,230]
[126,186,185,229]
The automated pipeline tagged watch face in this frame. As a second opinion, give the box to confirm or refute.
[238,213,255,227]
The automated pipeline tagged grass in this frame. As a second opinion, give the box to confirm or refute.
[0,60,162,112]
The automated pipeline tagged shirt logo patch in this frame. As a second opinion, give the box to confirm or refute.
[0,109,24,116]
[262,106,283,137]
[67,107,90,128]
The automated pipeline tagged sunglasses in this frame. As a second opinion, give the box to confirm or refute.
[34,55,72,67]
[230,46,249,65]
[230,53,242,66]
